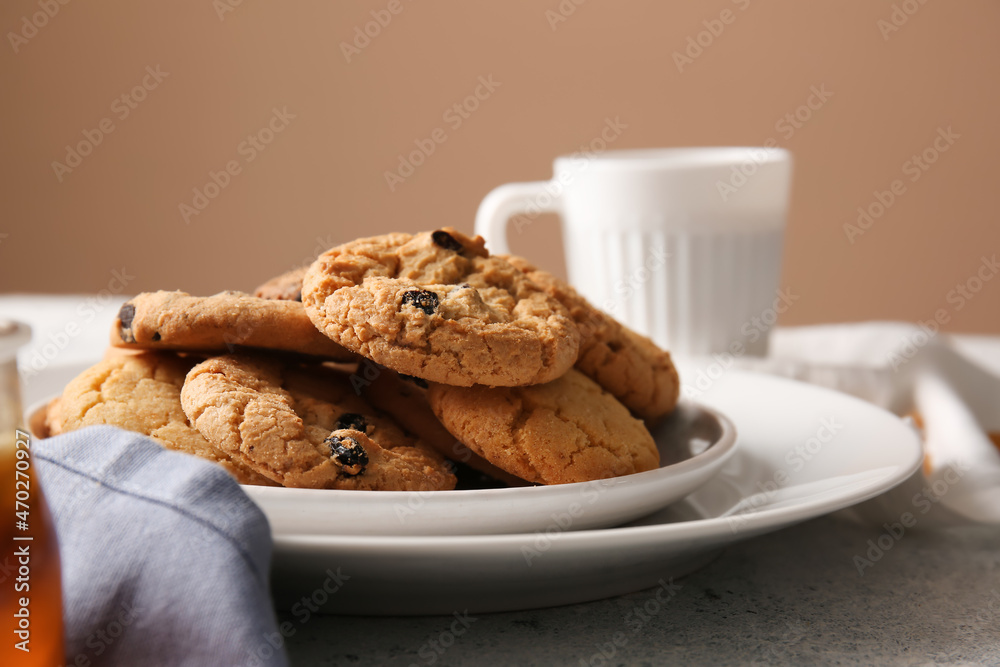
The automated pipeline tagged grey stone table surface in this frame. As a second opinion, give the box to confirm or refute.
[281,515,1000,666]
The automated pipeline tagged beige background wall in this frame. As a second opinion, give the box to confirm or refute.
[2,0,998,332]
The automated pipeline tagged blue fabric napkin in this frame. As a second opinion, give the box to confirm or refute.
[34,426,288,667]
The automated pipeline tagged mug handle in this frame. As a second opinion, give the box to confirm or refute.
[474,182,560,255]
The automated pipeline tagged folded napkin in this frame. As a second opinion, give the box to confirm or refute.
[728,322,1000,527]
[34,426,288,667]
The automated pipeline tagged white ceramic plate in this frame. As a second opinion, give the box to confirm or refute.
[23,362,738,536]
[245,400,736,536]
[267,369,922,615]
[22,362,922,615]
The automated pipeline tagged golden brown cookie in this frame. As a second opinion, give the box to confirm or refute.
[44,396,66,438]
[180,354,456,490]
[111,290,354,360]
[358,361,529,487]
[301,229,581,387]
[428,369,660,485]
[28,397,58,439]
[503,255,680,421]
[254,266,308,301]
[49,352,276,486]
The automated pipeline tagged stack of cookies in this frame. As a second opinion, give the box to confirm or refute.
[44,228,681,490]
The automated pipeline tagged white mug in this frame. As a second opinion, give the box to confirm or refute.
[474,147,793,357]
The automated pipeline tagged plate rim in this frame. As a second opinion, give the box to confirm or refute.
[271,369,924,549]
[242,397,738,502]
[23,360,742,536]
[24,362,924,551]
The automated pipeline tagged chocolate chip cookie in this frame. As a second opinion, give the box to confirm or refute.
[301,229,581,387]
[49,352,276,486]
[358,361,529,487]
[180,354,456,490]
[503,255,680,421]
[428,369,660,485]
[111,290,354,360]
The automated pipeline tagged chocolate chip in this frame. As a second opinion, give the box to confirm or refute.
[118,303,135,327]
[324,435,369,476]
[432,230,464,253]
[117,303,136,343]
[399,374,429,389]
[151,332,161,342]
[335,412,367,432]
[401,289,439,315]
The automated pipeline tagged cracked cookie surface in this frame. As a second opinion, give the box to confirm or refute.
[428,369,659,485]
[111,290,354,360]
[301,229,581,387]
[49,352,276,485]
[359,362,529,487]
[180,354,456,490]
[503,255,680,421]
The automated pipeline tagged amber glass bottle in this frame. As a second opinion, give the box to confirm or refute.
[1,321,64,665]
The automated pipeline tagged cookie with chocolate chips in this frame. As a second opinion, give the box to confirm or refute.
[428,369,660,485]
[503,255,680,421]
[301,228,581,387]
[358,363,529,487]
[111,290,354,360]
[180,354,456,490]
[48,352,277,486]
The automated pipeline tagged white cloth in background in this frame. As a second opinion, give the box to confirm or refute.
[731,323,1000,526]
